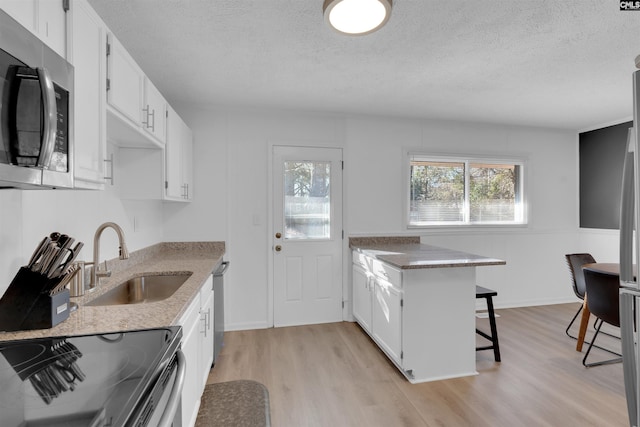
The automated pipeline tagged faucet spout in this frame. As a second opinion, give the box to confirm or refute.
[90,222,130,290]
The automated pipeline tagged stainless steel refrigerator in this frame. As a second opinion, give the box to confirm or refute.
[620,57,640,427]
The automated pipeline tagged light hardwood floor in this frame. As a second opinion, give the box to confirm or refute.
[206,303,628,426]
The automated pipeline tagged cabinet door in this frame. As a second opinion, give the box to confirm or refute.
[38,0,66,57]
[0,0,37,35]
[106,33,144,126]
[70,0,106,189]
[142,77,166,144]
[200,289,214,388]
[372,278,403,365]
[179,296,202,427]
[352,264,372,332]
[182,125,193,200]
[0,0,66,58]
[165,104,186,200]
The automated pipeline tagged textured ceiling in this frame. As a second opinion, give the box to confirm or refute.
[87,0,640,130]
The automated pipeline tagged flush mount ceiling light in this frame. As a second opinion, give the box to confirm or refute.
[323,0,392,36]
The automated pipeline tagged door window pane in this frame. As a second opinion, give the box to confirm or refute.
[284,161,331,239]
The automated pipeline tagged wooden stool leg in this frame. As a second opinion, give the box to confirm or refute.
[486,296,501,362]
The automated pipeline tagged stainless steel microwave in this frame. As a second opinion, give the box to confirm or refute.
[0,9,74,189]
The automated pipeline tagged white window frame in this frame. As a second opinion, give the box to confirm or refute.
[405,152,528,228]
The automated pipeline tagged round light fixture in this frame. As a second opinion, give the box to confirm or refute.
[323,0,392,36]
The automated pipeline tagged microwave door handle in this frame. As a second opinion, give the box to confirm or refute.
[35,67,57,169]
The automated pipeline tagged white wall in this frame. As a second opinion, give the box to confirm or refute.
[168,106,586,331]
[0,103,615,331]
[0,145,166,297]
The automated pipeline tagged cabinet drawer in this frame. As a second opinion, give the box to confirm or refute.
[200,275,213,302]
[371,259,402,286]
[178,293,201,328]
[352,251,370,269]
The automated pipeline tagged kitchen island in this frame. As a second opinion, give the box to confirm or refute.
[350,236,505,383]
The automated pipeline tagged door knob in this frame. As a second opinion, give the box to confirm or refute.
[275,245,282,252]
[275,232,282,239]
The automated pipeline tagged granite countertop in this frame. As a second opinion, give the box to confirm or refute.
[350,236,505,269]
[0,241,225,342]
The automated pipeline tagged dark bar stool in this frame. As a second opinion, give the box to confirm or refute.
[476,285,501,362]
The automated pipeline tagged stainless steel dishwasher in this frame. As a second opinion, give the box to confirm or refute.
[213,261,229,365]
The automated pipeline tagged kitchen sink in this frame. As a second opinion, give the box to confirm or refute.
[85,273,192,306]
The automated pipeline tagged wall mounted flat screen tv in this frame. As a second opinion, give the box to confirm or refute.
[579,121,632,229]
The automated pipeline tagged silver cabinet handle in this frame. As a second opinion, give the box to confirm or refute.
[36,67,57,169]
[103,153,114,185]
[620,128,636,285]
[142,105,150,127]
[200,308,211,337]
[142,105,155,132]
[150,108,155,132]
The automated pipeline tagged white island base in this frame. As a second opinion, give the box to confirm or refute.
[351,240,505,383]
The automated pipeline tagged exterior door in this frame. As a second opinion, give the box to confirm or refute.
[272,146,343,327]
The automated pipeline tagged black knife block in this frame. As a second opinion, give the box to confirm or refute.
[0,267,70,332]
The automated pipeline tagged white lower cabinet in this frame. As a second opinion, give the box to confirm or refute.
[178,275,214,427]
[372,278,403,365]
[352,264,372,333]
[352,253,403,367]
[352,250,477,384]
[199,284,214,388]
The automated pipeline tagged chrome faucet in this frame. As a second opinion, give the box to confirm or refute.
[89,222,130,290]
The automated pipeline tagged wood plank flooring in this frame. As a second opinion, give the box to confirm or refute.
[206,303,628,426]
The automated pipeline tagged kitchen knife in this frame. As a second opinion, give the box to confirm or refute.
[27,236,50,270]
[46,237,75,278]
[50,241,83,279]
[49,263,79,295]
[34,243,57,274]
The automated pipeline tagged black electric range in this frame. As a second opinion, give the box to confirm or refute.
[0,326,183,427]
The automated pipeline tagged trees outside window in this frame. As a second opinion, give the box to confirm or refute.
[409,156,524,226]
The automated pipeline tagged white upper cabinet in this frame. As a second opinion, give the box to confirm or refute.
[38,0,67,57]
[106,33,144,127]
[68,0,107,189]
[165,104,193,202]
[0,0,67,58]
[142,78,167,144]
[106,32,167,148]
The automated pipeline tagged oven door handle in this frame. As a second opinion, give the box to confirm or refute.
[36,67,57,169]
[158,349,186,427]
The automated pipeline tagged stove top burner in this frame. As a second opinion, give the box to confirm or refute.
[0,327,181,426]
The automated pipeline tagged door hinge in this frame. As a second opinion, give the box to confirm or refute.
[106,42,111,57]
[165,180,168,189]
[400,299,404,307]
[62,0,70,12]
[341,160,344,170]
[400,351,404,360]
[342,301,345,309]
[342,230,344,239]
[106,78,110,91]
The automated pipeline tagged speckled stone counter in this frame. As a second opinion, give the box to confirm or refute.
[349,236,505,269]
[0,241,225,341]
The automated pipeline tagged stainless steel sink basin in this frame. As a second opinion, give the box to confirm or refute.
[86,273,192,306]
